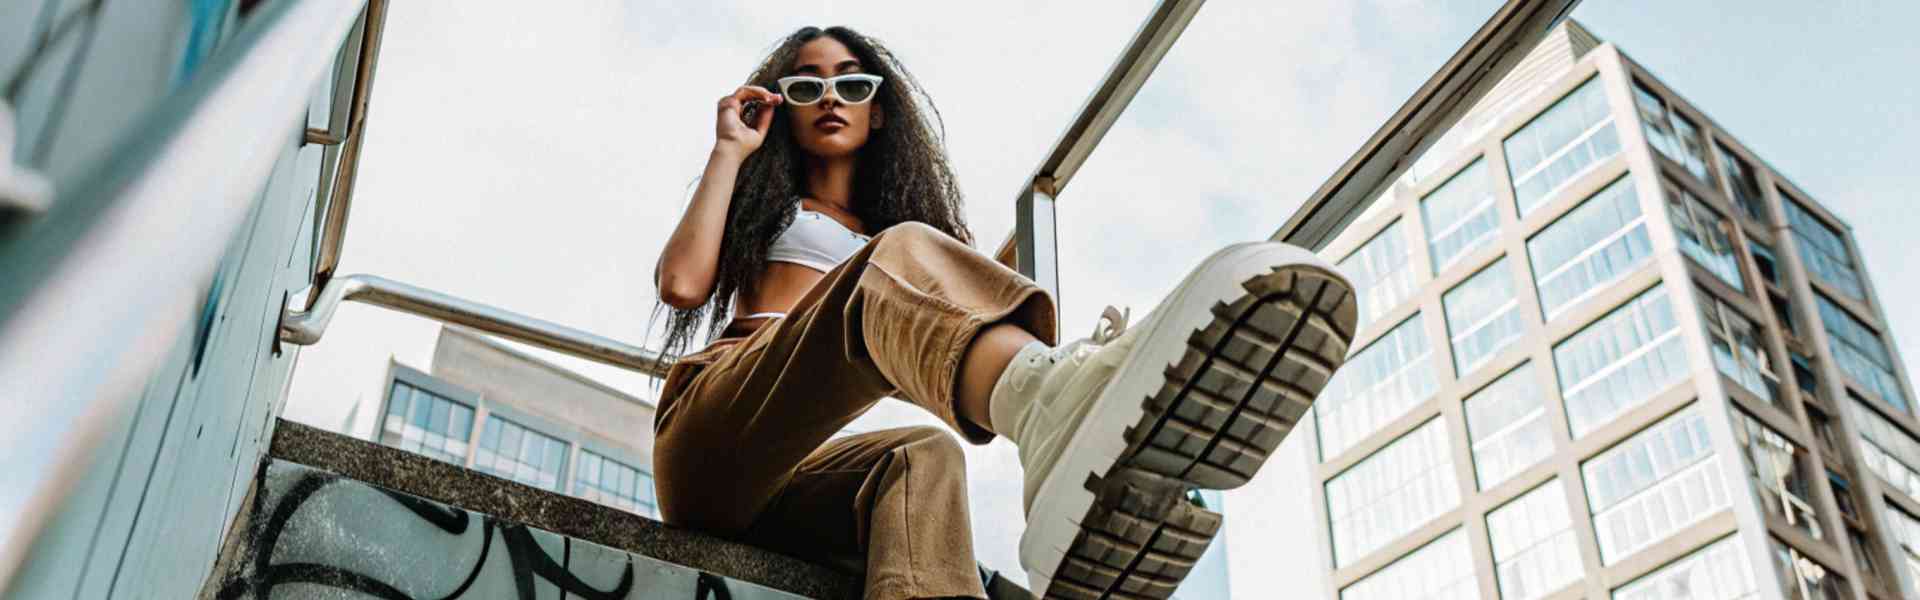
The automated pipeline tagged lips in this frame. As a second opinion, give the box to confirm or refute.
[815,113,848,129]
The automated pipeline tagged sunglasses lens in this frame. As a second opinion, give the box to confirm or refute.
[785,80,825,103]
[835,79,877,103]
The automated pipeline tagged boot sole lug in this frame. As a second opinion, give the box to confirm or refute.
[1043,264,1356,600]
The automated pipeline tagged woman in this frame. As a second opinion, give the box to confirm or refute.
[653,25,1357,600]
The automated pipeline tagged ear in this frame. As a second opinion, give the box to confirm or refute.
[872,103,885,129]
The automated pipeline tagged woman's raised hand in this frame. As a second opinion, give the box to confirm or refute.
[714,85,783,159]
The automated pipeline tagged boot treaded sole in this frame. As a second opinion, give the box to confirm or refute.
[1043,266,1355,600]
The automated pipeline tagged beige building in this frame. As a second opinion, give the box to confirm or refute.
[1303,20,1920,600]
[374,326,660,518]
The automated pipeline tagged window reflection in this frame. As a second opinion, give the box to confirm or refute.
[1488,479,1583,600]
[1581,406,1728,564]
[1505,77,1622,215]
[1316,315,1439,459]
[1326,419,1461,567]
[1554,284,1687,436]
[1527,177,1652,319]
[1466,363,1554,489]
[1444,257,1525,377]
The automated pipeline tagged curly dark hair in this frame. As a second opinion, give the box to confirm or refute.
[655,25,973,358]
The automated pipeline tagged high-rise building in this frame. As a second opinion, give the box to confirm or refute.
[1304,19,1920,600]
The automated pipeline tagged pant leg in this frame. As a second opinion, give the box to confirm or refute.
[653,222,1057,536]
[743,426,986,600]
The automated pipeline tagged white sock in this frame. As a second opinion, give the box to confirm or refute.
[988,341,1052,440]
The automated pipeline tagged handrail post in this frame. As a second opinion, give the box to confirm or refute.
[1015,181,1061,339]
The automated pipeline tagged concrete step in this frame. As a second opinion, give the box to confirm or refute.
[202,419,863,599]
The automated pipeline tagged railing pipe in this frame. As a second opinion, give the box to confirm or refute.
[1271,0,1583,251]
[309,0,389,303]
[995,0,1206,328]
[281,274,673,378]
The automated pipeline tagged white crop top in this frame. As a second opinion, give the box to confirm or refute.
[766,205,871,272]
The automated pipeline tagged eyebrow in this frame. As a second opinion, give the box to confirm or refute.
[793,59,863,75]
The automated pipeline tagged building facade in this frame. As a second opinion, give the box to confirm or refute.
[1304,20,1920,600]
[375,326,661,519]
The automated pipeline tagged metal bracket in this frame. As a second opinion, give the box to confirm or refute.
[0,100,54,215]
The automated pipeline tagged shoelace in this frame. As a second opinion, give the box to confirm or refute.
[1091,305,1130,345]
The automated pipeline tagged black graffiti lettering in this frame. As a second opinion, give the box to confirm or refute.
[215,469,643,599]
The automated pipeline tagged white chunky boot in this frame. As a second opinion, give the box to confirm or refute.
[988,242,1358,600]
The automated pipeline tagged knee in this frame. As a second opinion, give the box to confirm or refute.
[899,426,967,470]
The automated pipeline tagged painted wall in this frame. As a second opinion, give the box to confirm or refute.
[4,1,356,597]
[210,461,808,600]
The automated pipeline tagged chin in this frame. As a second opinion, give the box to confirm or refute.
[800,135,868,159]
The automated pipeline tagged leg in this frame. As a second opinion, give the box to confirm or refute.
[653,222,1055,535]
[743,427,985,600]
[954,323,1039,433]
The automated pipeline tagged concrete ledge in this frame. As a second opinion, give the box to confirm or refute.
[265,419,860,600]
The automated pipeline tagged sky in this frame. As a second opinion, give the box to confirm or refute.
[281,1,1920,596]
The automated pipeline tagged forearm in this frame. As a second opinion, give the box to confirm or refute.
[657,149,745,306]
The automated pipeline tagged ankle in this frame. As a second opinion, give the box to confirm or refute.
[986,341,1052,435]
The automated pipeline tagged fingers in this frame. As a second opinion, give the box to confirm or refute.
[751,97,775,132]
[722,86,781,110]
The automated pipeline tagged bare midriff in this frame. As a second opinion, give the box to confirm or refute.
[726,262,830,337]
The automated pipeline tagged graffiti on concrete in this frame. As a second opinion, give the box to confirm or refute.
[211,461,801,599]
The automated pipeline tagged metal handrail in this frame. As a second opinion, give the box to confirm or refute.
[282,274,674,378]
[310,0,389,306]
[992,0,1205,273]
[1271,0,1582,251]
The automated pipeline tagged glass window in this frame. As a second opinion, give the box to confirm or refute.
[1466,363,1554,489]
[1505,77,1622,215]
[1750,240,1780,286]
[1612,535,1755,600]
[1666,182,1745,292]
[1582,406,1729,564]
[1849,529,1880,582]
[1827,471,1858,522]
[1445,258,1525,376]
[1699,290,1780,403]
[1340,529,1480,600]
[1527,177,1653,319]
[1488,479,1583,600]
[1847,396,1920,499]
[1716,143,1769,222]
[1784,199,1866,300]
[379,381,475,465]
[1316,314,1440,459]
[1731,410,1824,540]
[1554,284,1688,437]
[1791,352,1821,398]
[1808,405,1843,462]
[571,449,659,518]
[1772,539,1848,600]
[1632,83,1712,183]
[1886,505,1920,593]
[1817,293,1907,412]
[1423,158,1500,273]
[475,415,569,491]
[1343,220,1421,327]
[1327,419,1461,567]
[1770,296,1798,339]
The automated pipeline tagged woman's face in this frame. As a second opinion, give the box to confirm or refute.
[785,37,878,160]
